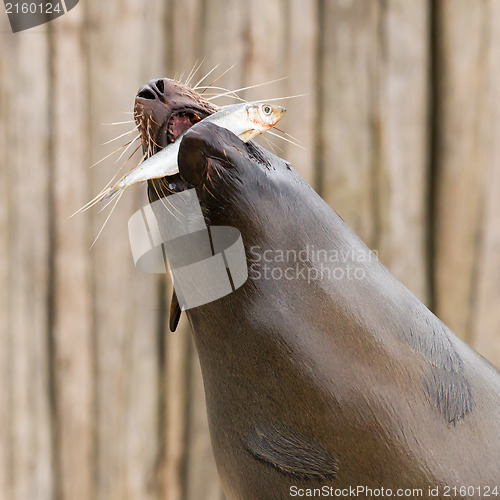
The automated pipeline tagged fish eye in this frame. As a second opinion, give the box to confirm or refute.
[262,105,272,115]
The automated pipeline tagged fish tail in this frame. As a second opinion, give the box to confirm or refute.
[99,187,123,212]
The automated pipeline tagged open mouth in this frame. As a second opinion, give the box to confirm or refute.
[164,109,203,145]
[135,106,211,158]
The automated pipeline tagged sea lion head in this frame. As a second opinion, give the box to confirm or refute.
[134,78,217,197]
[134,78,293,230]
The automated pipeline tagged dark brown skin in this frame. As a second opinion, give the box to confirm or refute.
[135,80,500,500]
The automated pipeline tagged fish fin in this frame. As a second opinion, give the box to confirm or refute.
[169,290,182,332]
[99,187,122,212]
[246,421,339,480]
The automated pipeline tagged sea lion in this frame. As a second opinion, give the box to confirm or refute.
[134,79,500,499]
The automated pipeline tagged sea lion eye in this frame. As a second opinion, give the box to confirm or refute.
[262,105,272,115]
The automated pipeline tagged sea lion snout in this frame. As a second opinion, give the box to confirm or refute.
[136,78,168,102]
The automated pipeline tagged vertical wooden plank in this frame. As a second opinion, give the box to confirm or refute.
[243,0,287,94]
[283,0,319,186]
[376,0,429,301]
[202,0,247,91]
[51,9,94,500]
[473,1,500,366]
[319,0,380,246]
[0,17,14,500]
[474,98,500,366]
[86,1,167,499]
[434,0,492,345]
[0,24,54,500]
[319,0,429,302]
[436,0,500,364]
[169,0,204,72]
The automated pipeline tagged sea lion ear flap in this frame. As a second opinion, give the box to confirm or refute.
[178,122,249,187]
[177,124,212,187]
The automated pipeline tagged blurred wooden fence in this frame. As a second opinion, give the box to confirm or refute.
[1,1,500,499]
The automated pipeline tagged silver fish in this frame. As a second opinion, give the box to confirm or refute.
[100,102,286,208]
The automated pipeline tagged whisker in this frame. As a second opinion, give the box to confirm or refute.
[204,93,247,103]
[90,142,132,169]
[250,93,308,103]
[184,60,198,86]
[156,181,174,202]
[152,182,182,222]
[98,187,122,212]
[185,59,204,87]
[197,85,248,103]
[103,120,136,126]
[148,115,161,128]
[212,164,223,182]
[90,190,124,249]
[198,63,238,94]
[274,126,303,145]
[127,150,147,173]
[101,127,138,145]
[193,64,221,90]
[262,136,282,154]
[193,85,244,94]
[147,121,153,158]
[148,133,162,150]
[267,130,305,150]
[72,180,117,216]
[205,77,288,101]
[114,136,140,164]
[177,60,188,84]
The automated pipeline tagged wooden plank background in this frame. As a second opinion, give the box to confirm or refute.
[1,0,500,498]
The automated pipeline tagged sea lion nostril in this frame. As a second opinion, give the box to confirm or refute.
[137,86,157,101]
[155,79,165,94]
